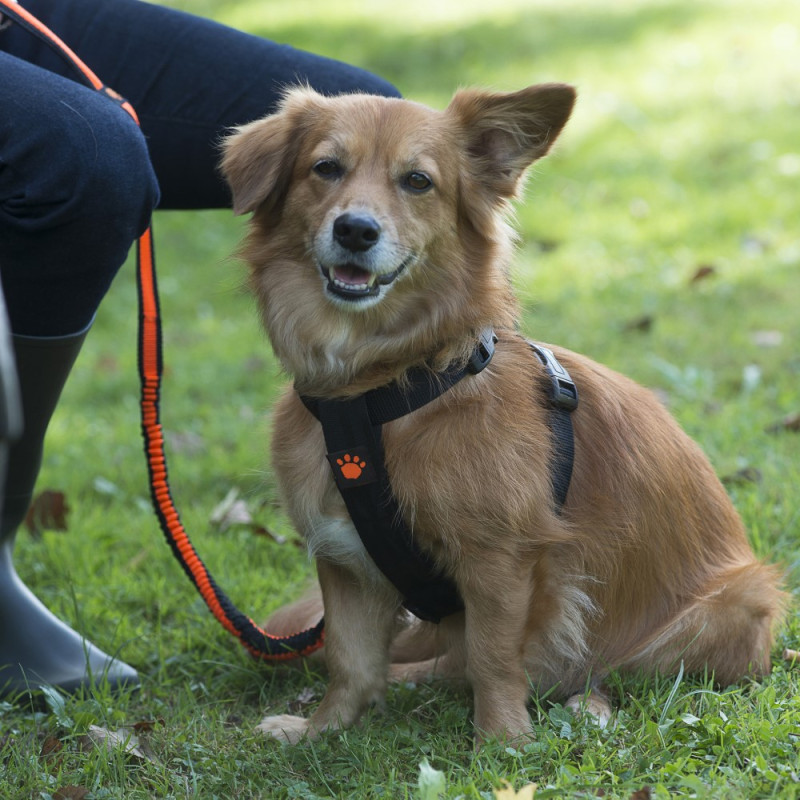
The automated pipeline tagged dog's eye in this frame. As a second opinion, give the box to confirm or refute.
[403,172,433,193]
[313,159,342,179]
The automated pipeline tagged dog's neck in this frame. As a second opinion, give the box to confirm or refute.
[277,319,502,399]
[263,280,516,398]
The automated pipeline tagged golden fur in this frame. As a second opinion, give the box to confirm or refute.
[220,84,785,745]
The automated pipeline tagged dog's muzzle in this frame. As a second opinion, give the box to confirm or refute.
[319,212,411,302]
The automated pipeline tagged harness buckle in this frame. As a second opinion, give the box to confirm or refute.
[529,343,579,411]
[467,329,498,374]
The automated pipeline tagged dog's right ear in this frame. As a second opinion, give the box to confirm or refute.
[220,88,322,217]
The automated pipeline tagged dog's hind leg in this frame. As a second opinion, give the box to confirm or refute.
[389,613,467,683]
[622,560,785,685]
[257,559,399,743]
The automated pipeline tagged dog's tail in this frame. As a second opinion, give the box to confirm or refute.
[619,559,787,685]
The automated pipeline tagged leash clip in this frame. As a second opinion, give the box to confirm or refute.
[467,329,498,374]
[529,343,578,411]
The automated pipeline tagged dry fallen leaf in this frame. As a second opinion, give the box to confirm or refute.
[96,353,120,373]
[288,686,317,714]
[494,781,537,800]
[721,467,762,487]
[243,355,268,373]
[132,718,165,734]
[623,315,654,333]
[784,413,800,431]
[210,488,292,545]
[25,490,69,538]
[165,429,206,455]
[750,330,783,348]
[210,488,254,531]
[53,787,90,800]
[766,412,800,434]
[690,264,716,283]
[81,724,159,765]
[783,648,800,663]
[629,789,652,800]
[40,733,64,770]
[249,523,289,545]
[40,734,63,759]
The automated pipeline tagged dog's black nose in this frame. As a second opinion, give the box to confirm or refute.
[333,213,381,252]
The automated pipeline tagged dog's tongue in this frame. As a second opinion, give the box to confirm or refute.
[333,264,372,286]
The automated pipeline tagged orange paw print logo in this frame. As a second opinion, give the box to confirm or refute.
[337,453,367,480]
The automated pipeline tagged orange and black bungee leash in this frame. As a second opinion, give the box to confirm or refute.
[0,0,325,661]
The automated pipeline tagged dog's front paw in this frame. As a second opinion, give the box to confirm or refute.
[255,714,312,744]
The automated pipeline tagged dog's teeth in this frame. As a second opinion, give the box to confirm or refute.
[334,278,369,291]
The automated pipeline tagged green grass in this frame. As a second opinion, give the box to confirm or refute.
[4,0,799,797]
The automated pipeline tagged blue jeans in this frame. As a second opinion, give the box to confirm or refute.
[0,0,400,335]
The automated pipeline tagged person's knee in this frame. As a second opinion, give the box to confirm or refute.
[73,100,160,242]
[0,71,160,335]
[2,92,159,240]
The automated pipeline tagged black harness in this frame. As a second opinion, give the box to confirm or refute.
[299,331,578,623]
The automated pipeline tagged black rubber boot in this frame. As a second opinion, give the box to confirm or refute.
[0,329,139,697]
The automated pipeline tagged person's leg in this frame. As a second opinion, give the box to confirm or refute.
[3,0,401,209]
[0,51,159,696]
[0,0,397,696]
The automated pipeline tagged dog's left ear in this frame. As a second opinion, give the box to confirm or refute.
[448,83,576,198]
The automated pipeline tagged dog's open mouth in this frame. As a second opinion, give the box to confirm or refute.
[320,260,409,301]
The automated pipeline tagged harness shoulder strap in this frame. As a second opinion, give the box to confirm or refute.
[527,342,578,512]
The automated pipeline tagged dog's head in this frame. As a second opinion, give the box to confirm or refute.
[221,84,575,388]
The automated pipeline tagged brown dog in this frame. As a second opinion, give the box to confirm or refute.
[220,84,785,745]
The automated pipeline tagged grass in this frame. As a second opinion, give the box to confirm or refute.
[3,0,799,797]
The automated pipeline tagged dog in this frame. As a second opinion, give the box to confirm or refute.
[220,84,785,745]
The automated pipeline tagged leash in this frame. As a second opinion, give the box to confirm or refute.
[0,0,324,661]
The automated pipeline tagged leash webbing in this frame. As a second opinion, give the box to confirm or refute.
[1,0,324,661]
[137,229,324,660]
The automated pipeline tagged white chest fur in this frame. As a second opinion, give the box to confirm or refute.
[304,513,386,585]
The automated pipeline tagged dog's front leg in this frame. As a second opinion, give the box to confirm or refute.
[257,559,398,743]
[461,566,534,746]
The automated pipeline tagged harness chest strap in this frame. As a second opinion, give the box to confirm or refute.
[300,332,579,623]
